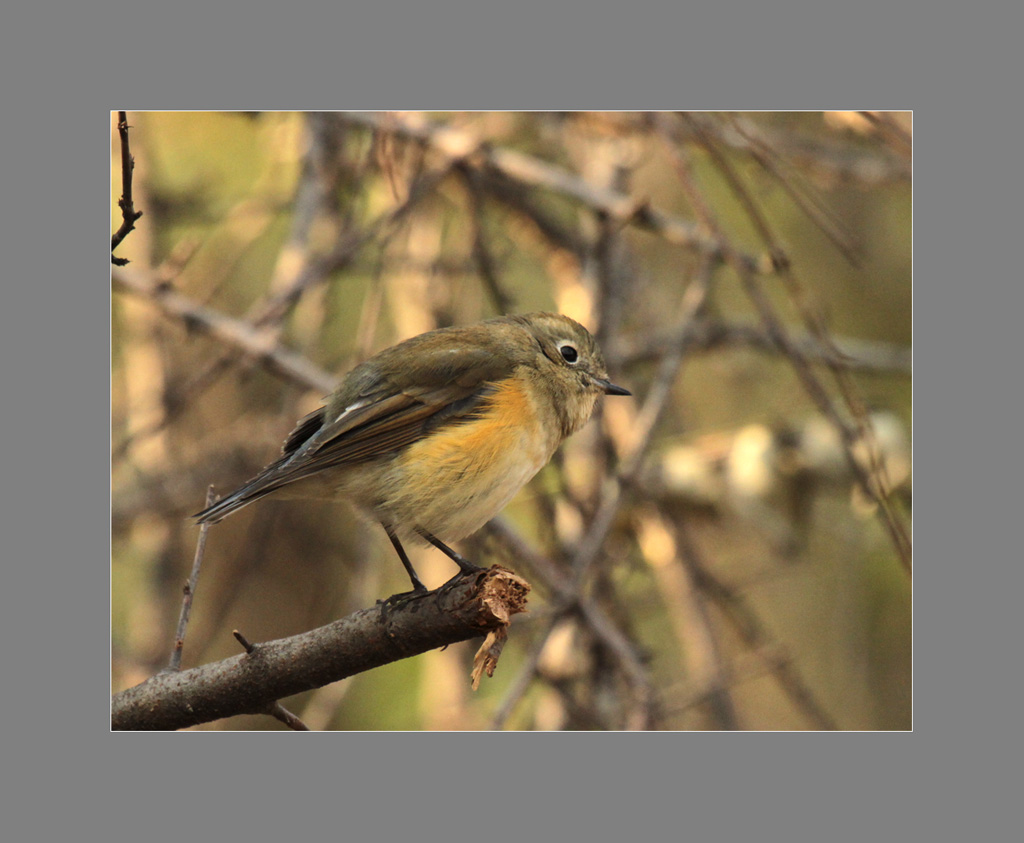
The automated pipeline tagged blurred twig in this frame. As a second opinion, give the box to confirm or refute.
[339,111,722,256]
[569,111,911,186]
[486,518,654,729]
[660,117,912,575]
[684,113,911,186]
[858,112,913,158]
[734,259,912,573]
[615,320,912,376]
[115,117,352,459]
[475,169,588,259]
[490,258,716,729]
[112,265,337,394]
[115,143,451,463]
[674,518,839,729]
[460,165,516,314]
[683,113,861,264]
[266,702,312,731]
[571,258,716,586]
[254,164,452,331]
[636,511,739,729]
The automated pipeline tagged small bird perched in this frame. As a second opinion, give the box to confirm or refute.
[195,312,630,595]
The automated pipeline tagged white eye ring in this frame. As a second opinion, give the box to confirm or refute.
[558,342,579,364]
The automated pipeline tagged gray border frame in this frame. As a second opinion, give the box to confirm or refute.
[14,0,1004,838]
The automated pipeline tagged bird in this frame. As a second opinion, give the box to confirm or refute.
[195,312,630,596]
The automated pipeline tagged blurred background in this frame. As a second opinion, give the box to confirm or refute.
[111,111,911,730]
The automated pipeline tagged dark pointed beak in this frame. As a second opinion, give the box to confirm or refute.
[594,377,631,396]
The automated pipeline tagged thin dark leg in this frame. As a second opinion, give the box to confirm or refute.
[384,525,428,593]
[416,529,486,577]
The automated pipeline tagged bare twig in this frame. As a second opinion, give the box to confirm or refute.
[111,111,144,265]
[112,567,529,730]
[168,486,216,671]
[233,629,256,653]
[266,702,312,731]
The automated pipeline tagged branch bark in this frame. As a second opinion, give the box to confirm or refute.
[112,567,530,731]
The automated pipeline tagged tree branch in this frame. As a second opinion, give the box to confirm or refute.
[232,630,311,729]
[112,567,530,730]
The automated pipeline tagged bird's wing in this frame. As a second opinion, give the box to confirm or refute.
[195,341,514,523]
[303,340,514,459]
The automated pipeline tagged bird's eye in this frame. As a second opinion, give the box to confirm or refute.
[559,343,579,364]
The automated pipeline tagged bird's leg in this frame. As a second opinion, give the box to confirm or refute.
[416,528,487,588]
[377,525,431,614]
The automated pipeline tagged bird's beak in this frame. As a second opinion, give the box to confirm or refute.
[594,377,631,396]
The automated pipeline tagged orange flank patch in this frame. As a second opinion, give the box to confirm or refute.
[412,378,544,477]
[387,378,554,539]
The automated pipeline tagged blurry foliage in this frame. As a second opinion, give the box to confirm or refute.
[112,111,911,730]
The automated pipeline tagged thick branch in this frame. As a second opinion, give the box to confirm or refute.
[112,567,530,731]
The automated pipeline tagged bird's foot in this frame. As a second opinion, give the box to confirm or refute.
[376,584,430,620]
[438,563,488,595]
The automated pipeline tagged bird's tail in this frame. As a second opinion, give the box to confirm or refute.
[193,457,292,524]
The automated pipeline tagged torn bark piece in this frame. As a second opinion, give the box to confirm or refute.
[471,627,509,690]
[469,567,530,688]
